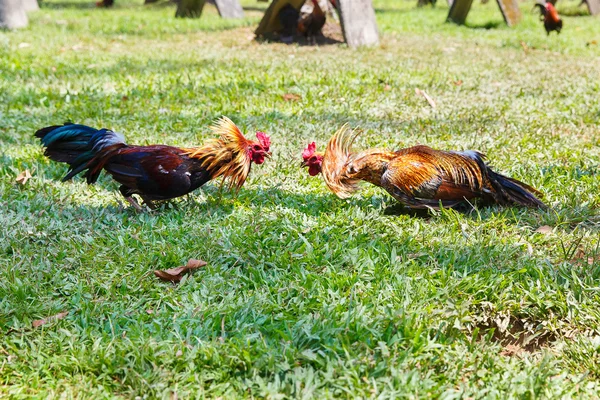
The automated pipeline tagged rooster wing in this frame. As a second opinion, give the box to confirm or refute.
[381,146,489,209]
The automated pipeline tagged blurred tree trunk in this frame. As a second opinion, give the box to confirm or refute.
[176,0,206,17]
[0,0,28,29]
[23,0,39,12]
[214,0,244,18]
[587,0,600,15]
[447,0,473,24]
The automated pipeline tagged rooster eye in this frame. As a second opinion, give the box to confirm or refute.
[253,145,261,151]
[309,156,317,162]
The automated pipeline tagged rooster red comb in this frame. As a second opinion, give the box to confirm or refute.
[302,142,316,161]
[256,132,271,152]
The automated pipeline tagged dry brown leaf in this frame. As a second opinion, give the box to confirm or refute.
[500,344,524,357]
[453,80,463,86]
[154,258,207,282]
[186,258,207,269]
[519,41,529,54]
[16,170,32,185]
[534,225,553,235]
[415,88,436,109]
[32,311,68,328]
[571,248,599,266]
[282,93,302,102]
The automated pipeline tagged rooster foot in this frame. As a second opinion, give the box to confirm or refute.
[125,196,144,212]
[140,196,157,211]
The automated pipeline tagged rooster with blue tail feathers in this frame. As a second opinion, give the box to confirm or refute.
[35,118,271,211]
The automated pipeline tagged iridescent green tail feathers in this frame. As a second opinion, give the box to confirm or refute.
[35,123,126,181]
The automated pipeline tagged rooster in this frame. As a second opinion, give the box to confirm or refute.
[96,0,114,7]
[534,2,562,35]
[297,0,327,40]
[36,117,271,211]
[301,126,546,210]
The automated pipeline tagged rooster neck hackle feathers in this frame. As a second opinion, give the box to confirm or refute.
[321,124,391,198]
[183,117,253,191]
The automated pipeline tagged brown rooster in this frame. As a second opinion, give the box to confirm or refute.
[36,117,271,211]
[534,2,563,35]
[301,126,545,210]
[297,0,327,39]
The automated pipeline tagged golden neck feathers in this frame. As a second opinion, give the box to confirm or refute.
[184,117,252,191]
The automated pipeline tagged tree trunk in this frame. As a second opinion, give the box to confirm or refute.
[214,0,244,18]
[587,0,600,15]
[23,0,39,12]
[496,0,521,26]
[0,0,28,29]
[447,0,473,24]
[337,0,379,47]
[175,0,206,17]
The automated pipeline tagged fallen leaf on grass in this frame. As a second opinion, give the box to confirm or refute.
[453,80,463,86]
[16,170,32,185]
[415,88,436,109]
[282,93,302,102]
[154,258,207,282]
[571,248,599,266]
[378,79,392,91]
[32,311,68,328]
[500,344,524,357]
[520,41,529,54]
[534,225,553,235]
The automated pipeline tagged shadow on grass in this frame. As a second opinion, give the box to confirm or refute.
[41,1,98,9]
[464,20,504,30]
[242,6,269,12]
[557,7,590,17]
[255,34,343,47]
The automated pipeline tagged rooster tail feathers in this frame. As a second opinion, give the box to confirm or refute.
[36,123,126,181]
[487,170,546,208]
[35,123,97,164]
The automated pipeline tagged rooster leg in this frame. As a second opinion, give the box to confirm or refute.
[140,195,157,210]
[124,196,144,212]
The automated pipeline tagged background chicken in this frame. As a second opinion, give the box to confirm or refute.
[36,117,271,211]
[302,126,545,210]
[297,0,327,40]
[534,2,563,35]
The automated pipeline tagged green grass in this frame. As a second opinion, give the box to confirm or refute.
[1,0,600,397]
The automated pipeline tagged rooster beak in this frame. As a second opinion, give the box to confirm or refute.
[300,160,308,168]
[264,151,272,159]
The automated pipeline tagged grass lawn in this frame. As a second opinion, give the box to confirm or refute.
[2,0,600,397]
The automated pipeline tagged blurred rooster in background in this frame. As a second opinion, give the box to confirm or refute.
[534,2,562,35]
[301,126,545,210]
[297,0,327,40]
[36,117,271,211]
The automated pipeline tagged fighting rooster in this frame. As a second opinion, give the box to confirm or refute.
[301,126,545,210]
[36,117,271,211]
[534,2,562,35]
